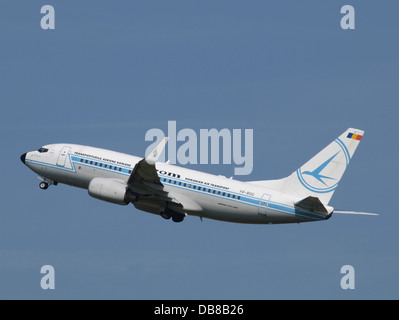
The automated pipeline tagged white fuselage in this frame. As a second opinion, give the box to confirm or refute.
[22,143,328,224]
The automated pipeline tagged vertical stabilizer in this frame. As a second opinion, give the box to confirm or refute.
[280,128,364,204]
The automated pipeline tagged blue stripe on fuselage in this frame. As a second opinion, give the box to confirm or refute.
[28,155,326,221]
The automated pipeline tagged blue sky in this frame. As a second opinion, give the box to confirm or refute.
[1,1,398,299]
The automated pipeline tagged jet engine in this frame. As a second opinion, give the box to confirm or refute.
[88,178,129,205]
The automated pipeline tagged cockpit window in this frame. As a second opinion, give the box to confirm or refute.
[37,147,49,153]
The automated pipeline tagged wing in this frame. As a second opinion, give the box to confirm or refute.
[125,138,202,214]
[127,138,168,195]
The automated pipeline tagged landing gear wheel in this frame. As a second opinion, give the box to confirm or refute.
[39,182,49,190]
[160,212,171,220]
[172,214,185,223]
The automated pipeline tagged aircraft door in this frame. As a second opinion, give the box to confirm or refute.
[57,146,71,167]
[258,193,271,216]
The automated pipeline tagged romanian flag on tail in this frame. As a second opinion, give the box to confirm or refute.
[347,132,363,141]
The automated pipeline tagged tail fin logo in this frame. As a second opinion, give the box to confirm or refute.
[302,152,339,186]
[296,140,350,194]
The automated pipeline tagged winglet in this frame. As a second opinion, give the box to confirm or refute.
[145,137,169,165]
[127,137,169,187]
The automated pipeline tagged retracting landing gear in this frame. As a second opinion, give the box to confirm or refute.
[38,177,57,190]
[172,213,185,223]
[39,181,48,190]
[39,181,49,190]
[159,207,185,223]
[160,211,172,220]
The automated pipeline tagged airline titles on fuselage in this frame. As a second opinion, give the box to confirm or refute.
[74,151,232,191]
[74,151,132,167]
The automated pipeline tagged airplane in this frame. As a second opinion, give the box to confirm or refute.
[20,128,377,224]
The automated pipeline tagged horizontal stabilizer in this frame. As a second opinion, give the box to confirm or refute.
[294,196,333,216]
[334,210,379,216]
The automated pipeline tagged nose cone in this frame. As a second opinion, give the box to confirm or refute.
[20,153,27,164]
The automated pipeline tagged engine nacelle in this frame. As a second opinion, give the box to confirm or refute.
[88,178,128,205]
